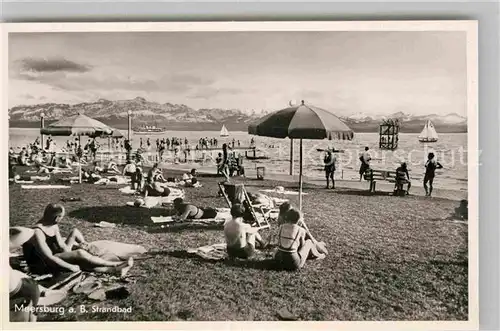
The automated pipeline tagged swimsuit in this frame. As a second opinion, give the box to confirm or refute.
[22,226,65,274]
[275,225,303,270]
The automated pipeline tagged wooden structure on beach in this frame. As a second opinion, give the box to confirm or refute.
[378,119,400,150]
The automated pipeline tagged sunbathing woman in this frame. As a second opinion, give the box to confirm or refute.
[144,181,171,197]
[274,208,326,271]
[173,198,218,221]
[22,203,133,277]
[105,159,120,174]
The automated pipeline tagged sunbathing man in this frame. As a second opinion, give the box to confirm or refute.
[21,203,133,277]
[173,198,218,221]
[274,208,326,271]
[224,203,266,259]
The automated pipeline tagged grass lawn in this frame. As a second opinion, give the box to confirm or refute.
[9,167,468,321]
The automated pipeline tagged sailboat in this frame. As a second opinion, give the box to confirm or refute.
[220,124,229,137]
[418,120,438,143]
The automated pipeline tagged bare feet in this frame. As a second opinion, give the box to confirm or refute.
[117,257,134,278]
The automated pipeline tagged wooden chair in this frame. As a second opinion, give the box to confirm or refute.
[218,182,271,230]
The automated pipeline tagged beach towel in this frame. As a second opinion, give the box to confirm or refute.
[260,189,308,196]
[186,243,271,261]
[94,176,130,185]
[119,186,137,195]
[86,240,147,262]
[151,207,231,224]
[21,185,70,189]
[126,193,184,208]
[186,243,228,260]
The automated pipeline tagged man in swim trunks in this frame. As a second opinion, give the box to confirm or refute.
[173,198,218,221]
[423,152,443,197]
[224,204,266,259]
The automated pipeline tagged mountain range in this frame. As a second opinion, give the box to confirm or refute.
[8,97,467,133]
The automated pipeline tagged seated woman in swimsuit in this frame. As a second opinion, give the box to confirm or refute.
[172,198,218,220]
[274,208,326,271]
[22,204,133,277]
[147,163,166,183]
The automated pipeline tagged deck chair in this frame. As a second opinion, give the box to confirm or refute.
[218,182,271,230]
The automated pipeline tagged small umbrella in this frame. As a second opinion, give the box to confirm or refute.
[41,113,114,183]
[248,100,354,210]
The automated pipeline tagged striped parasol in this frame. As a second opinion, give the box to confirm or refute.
[248,100,354,210]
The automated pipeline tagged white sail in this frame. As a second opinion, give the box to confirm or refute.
[220,124,229,137]
[418,120,438,141]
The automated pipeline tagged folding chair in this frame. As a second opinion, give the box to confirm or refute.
[218,182,271,230]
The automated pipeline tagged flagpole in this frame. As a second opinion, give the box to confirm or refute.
[299,139,303,211]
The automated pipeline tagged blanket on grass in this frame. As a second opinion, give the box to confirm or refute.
[21,185,70,189]
[186,243,272,261]
[260,189,308,196]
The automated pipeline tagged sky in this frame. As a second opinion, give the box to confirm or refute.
[8,31,467,116]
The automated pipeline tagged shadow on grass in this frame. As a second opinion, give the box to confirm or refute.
[145,224,223,233]
[331,189,393,197]
[69,206,171,225]
[150,249,285,271]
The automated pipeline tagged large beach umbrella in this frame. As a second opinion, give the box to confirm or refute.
[248,100,354,210]
[41,113,114,183]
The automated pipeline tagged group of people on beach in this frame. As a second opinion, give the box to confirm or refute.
[353,146,443,196]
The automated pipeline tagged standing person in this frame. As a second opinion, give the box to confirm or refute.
[359,147,371,181]
[146,138,151,151]
[324,150,336,189]
[221,143,231,181]
[139,138,143,149]
[423,152,443,197]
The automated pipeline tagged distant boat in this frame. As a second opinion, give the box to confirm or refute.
[220,124,229,137]
[418,120,438,143]
[133,124,166,133]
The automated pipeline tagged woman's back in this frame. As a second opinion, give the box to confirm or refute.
[278,224,304,252]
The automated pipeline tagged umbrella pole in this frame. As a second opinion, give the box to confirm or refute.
[78,135,82,184]
[299,139,303,211]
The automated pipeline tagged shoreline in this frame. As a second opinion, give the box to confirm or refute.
[165,163,468,202]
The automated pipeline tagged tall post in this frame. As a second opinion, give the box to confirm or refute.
[40,112,45,150]
[127,110,132,160]
[127,110,132,141]
[299,139,303,211]
[289,138,294,175]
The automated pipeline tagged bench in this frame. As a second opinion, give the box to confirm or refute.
[363,169,410,195]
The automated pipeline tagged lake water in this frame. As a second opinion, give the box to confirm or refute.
[9,128,468,191]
